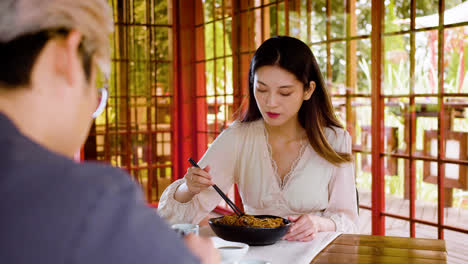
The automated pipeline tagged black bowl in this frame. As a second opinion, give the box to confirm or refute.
[208,215,292,246]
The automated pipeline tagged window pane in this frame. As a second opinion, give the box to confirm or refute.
[155,133,170,162]
[225,17,233,56]
[415,30,439,94]
[384,157,409,218]
[288,0,302,39]
[330,41,346,94]
[215,0,224,19]
[157,62,172,95]
[445,230,468,264]
[155,96,172,125]
[267,4,278,36]
[309,0,327,43]
[216,59,226,94]
[155,27,171,60]
[129,61,148,96]
[155,0,170,24]
[356,0,371,36]
[444,0,468,25]
[333,97,346,125]
[384,99,409,217]
[206,60,215,96]
[354,97,372,209]
[354,97,372,145]
[226,57,234,95]
[385,216,410,237]
[133,97,150,126]
[131,26,148,61]
[215,20,225,58]
[416,159,439,223]
[415,97,438,155]
[205,0,214,23]
[253,0,262,8]
[383,34,410,95]
[351,39,372,94]
[330,0,346,39]
[205,23,215,60]
[416,0,439,29]
[311,44,327,81]
[224,0,233,18]
[444,26,468,94]
[415,224,438,239]
[157,167,172,200]
[384,0,410,33]
[133,0,146,24]
[278,2,286,35]
[385,97,408,155]
[356,152,372,207]
[135,168,148,192]
[207,96,217,131]
[358,205,372,234]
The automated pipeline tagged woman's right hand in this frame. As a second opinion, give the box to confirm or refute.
[184,165,214,195]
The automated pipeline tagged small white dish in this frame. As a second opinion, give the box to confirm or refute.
[211,237,249,263]
[171,224,199,236]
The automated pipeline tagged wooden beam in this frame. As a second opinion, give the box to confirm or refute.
[174,0,197,181]
[437,0,445,240]
[371,0,385,236]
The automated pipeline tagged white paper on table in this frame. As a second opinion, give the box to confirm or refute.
[240,232,341,264]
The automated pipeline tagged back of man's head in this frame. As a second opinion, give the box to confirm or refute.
[0,0,114,158]
[0,0,113,89]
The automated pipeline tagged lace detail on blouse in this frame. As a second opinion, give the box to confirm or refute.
[263,125,308,190]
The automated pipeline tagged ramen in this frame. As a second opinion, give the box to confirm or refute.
[215,214,284,228]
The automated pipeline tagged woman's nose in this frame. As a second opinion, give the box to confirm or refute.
[265,93,279,107]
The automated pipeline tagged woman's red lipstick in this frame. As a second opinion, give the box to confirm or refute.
[266,112,280,118]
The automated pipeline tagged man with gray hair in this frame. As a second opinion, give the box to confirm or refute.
[0,0,219,263]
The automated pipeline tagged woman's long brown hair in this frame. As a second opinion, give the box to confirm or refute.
[240,36,352,166]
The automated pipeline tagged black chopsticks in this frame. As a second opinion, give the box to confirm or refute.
[188,157,244,216]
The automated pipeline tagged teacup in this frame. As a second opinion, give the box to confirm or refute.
[171,223,199,236]
[211,237,249,263]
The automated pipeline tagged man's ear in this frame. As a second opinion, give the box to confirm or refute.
[55,30,84,88]
[304,81,316,101]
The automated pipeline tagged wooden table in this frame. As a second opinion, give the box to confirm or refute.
[311,234,447,264]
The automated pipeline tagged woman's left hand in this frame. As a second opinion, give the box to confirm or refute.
[282,214,323,242]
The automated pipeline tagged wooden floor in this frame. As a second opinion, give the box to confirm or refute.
[358,189,468,264]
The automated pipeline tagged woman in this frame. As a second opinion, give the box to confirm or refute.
[158,36,358,241]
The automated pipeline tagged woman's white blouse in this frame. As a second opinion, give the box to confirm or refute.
[158,120,359,233]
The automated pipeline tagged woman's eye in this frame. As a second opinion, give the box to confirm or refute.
[257,89,267,93]
[280,93,292,96]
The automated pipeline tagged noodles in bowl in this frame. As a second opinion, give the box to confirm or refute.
[209,214,291,246]
[214,214,285,228]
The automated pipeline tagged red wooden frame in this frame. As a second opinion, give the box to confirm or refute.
[371,0,385,236]
[174,0,197,181]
